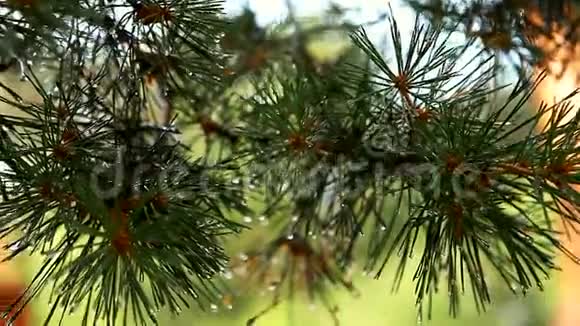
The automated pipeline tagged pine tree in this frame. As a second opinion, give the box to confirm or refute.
[0,0,579,325]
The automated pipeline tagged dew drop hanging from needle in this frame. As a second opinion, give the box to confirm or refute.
[258,215,268,226]
[210,303,219,312]
[222,269,233,280]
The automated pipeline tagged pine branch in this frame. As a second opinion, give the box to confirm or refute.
[1,2,580,326]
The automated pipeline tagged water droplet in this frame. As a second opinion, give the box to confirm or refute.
[243,216,253,224]
[210,304,218,312]
[222,270,233,280]
[8,241,23,252]
[380,226,387,231]
[188,289,199,299]
[232,178,241,185]
[258,215,268,226]
[147,307,159,318]
[291,215,299,222]
[287,234,294,240]
[416,312,423,326]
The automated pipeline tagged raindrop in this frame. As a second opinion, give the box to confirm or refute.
[232,178,241,185]
[188,289,199,299]
[147,307,159,318]
[258,215,268,226]
[287,234,294,240]
[8,241,23,252]
[522,286,528,295]
[243,216,253,224]
[210,304,218,312]
[291,215,299,222]
[222,270,233,280]
[380,225,387,231]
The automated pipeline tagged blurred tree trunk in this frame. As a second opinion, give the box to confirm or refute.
[528,5,580,325]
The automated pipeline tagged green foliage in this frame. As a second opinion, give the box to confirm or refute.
[0,1,579,326]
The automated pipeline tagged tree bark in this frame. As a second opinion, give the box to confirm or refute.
[528,9,580,325]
